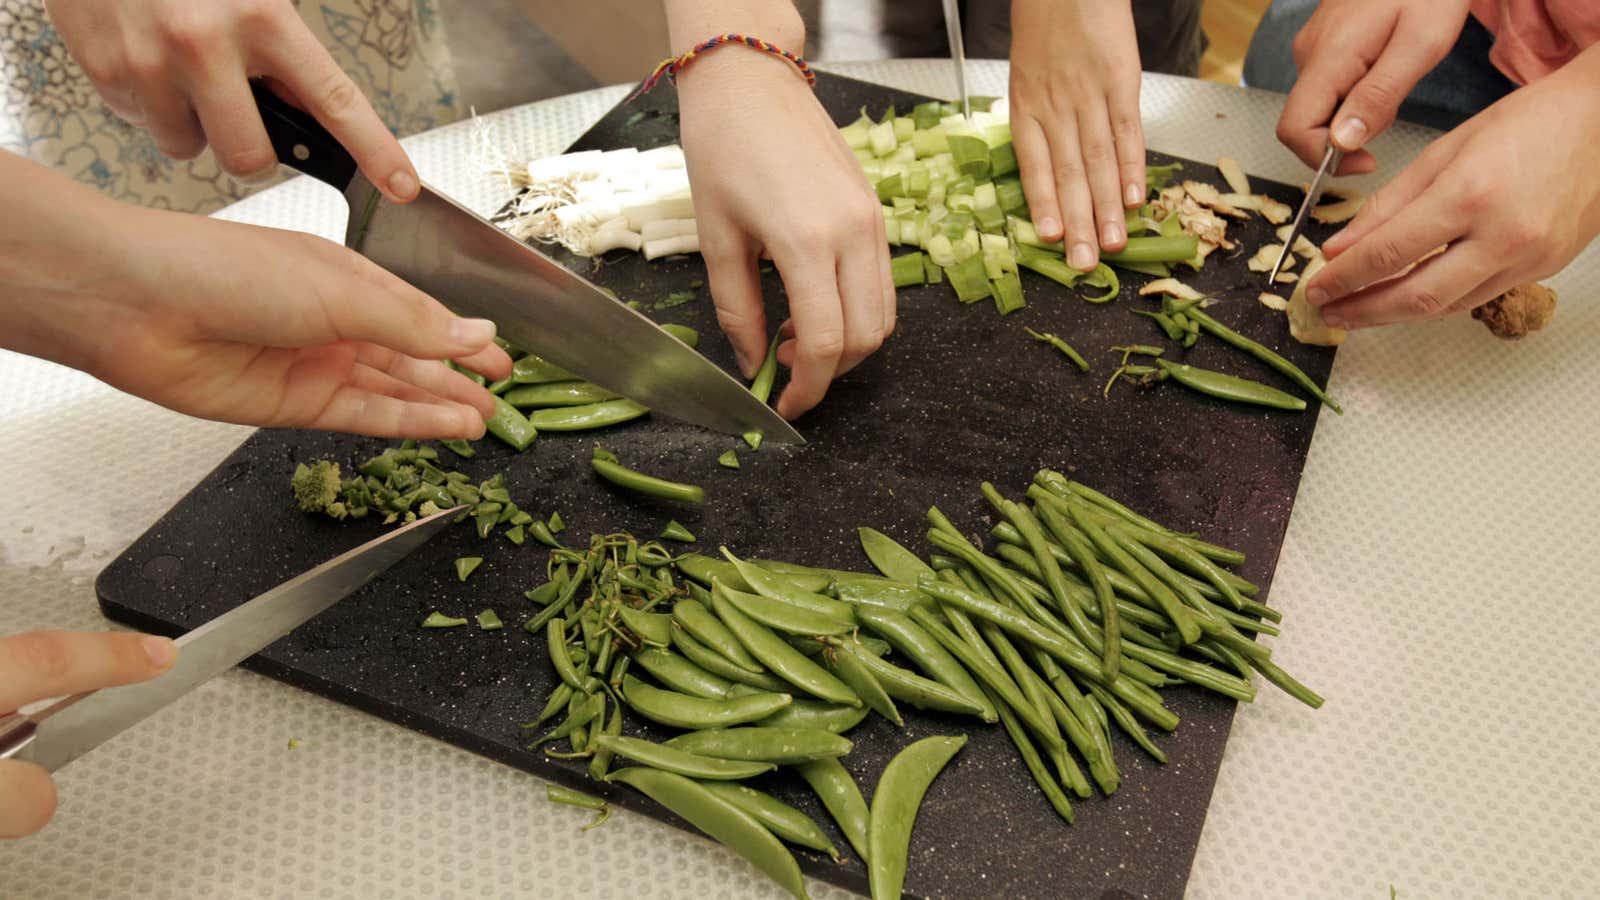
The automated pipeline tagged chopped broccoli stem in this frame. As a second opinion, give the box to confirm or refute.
[291,460,342,513]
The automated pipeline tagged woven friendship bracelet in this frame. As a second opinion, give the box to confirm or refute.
[629,34,816,100]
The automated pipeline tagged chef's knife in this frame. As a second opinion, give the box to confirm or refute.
[941,0,971,118]
[248,83,801,444]
[1268,143,1343,284]
[0,506,461,772]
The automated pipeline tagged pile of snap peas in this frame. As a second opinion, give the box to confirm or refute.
[514,473,1317,899]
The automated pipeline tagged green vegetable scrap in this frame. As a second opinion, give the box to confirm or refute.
[1025,327,1089,372]
[661,519,697,543]
[476,609,504,631]
[421,611,468,628]
[455,557,484,582]
[718,450,740,469]
[290,460,342,514]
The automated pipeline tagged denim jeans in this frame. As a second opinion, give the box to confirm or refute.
[1242,0,1519,131]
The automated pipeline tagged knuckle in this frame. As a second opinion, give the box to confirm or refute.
[802,328,847,362]
[123,47,165,82]
[1366,237,1409,276]
[15,631,75,682]
[218,144,276,178]
[1080,138,1115,167]
[1351,77,1404,116]
[1501,217,1547,251]
[162,13,222,61]
[313,72,363,119]
[1405,287,1448,319]
[1053,159,1086,184]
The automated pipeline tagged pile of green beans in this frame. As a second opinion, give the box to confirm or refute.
[502,475,1316,899]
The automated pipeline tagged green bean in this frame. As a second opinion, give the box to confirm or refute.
[671,624,794,692]
[620,674,790,729]
[1069,505,1202,644]
[1183,305,1342,414]
[907,604,1063,752]
[716,582,854,636]
[1153,358,1307,410]
[853,606,995,722]
[722,550,858,623]
[1249,654,1324,709]
[588,734,776,780]
[710,583,861,707]
[795,758,871,863]
[673,597,763,672]
[868,735,968,900]
[757,697,870,733]
[485,397,538,451]
[1105,525,1268,665]
[824,640,903,725]
[546,785,612,830]
[1033,503,1120,680]
[699,781,840,859]
[547,619,588,692]
[841,638,987,719]
[617,606,673,646]
[857,526,935,584]
[665,727,852,764]
[587,702,624,781]
[988,490,1112,677]
[1085,681,1168,764]
[917,576,1178,730]
[629,646,735,699]
[1035,471,1247,566]
[591,447,704,504]
[504,382,620,408]
[528,398,649,431]
[925,528,1077,644]
[1030,650,1119,793]
[971,616,1081,791]
[606,767,807,899]
[988,686,1076,822]
[1120,528,1250,610]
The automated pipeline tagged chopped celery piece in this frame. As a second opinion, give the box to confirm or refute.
[911,127,948,159]
[912,100,944,129]
[948,134,991,181]
[947,254,991,303]
[923,255,943,283]
[477,609,504,631]
[992,271,1026,314]
[989,142,1018,178]
[875,173,903,202]
[952,229,980,262]
[422,611,468,628]
[869,121,897,157]
[892,116,914,142]
[455,556,484,582]
[891,252,927,287]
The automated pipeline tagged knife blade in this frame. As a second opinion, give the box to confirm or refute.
[941,0,971,118]
[1268,144,1343,284]
[0,506,461,772]
[250,83,801,445]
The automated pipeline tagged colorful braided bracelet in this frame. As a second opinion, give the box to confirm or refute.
[630,33,816,100]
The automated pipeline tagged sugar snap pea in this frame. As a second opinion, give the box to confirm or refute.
[1153,358,1308,411]
[525,682,573,728]
[510,353,577,384]
[716,582,854,636]
[587,734,776,780]
[547,619,587,691]
[699,781,840,860]
[1182,305,1342,413]
[620,674,790,729]
[546,785,612,831]
[868,735,967,900]
[485,397,538,451]
[676,554,833,595]
[1025,327,1090,372]
[529,690,603,749]
[504,382,620,408]
[722,550,858,623]
[795,758,871,863]
[673,597,764,672]
[824,639,903,726]
[857,526,936,584]
[528,398,649,431]
[617,605,673,645]
[757,698,870,733]
[672,624,794,692]
[854,605,995,722]
[665,727,852,764]
[606,767,807,900]
[629,646,735,699]
[587,702,624,781]
[710,583,861,707]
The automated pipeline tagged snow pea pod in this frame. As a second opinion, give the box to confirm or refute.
[757,698,869,733]
[722,550,858,623]
[620,674,790,729]
[672,624,794,692]
[503,382,620,408]
[587,734,775,780]
[857,526,935,584]
[841,639,985,719]
[717,582,854,637]
[485,397,537,451]
[1153,358,1307,411]
[854,606,995,723]
[605,767,807,900]
[665,727,852,764]
[529,398,649,431]
[710,583,861,707]
[795,758,871,863]
[824,640,902,726]
[629,646,736,699]
[699,781,840,860]
[1182,305,1342,413]
[867,735,968,900]
[673,597,764,672]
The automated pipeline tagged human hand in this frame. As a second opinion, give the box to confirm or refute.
[1306,48,1600,329]
[1,630,178,838]
[1,153,512,439]
[1276,0,1472,174]
[675,49,894,419]
[43,0,419,201]
[1008,0,1145,270]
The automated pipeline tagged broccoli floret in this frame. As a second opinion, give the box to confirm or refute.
[291,460,343,514]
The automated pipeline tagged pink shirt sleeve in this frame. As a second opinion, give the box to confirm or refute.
[1470,0,1600,84]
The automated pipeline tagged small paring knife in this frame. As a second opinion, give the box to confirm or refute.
[248,82,801,445]
[0,506,460,772]
[941,0,971,118]
[1268,143,1343,284]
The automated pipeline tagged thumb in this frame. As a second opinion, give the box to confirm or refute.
[1329,25,1452,153]
[0,631,177,714]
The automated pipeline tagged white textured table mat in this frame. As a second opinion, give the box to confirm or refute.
[3,60,1597,899]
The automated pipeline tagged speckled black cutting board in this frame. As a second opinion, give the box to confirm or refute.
[99,72,1337,900]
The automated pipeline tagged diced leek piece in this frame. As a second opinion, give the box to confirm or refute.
[892,116,914,143]
[989,142,1018,178]
[975,203,1006,233]
[947,192,974,212]
[889,143,917,163]
[875,173,903,202]
[973,182,998,209]
[861,158,884,180]
[840,117,872,151]
[1007,215,1065,252]
[983,252,1006,281]
[992,270,1026,314]
[982,122,1012,148]
[927,234,957,268]
[911,127,948,159]
[891,252,927,287]
[924,254,943,283]
[994,177,1027,215]
[969,95,999,112]
[1110,259,1171,278]
[907,166,932,199]
[948,134,991,180]
[947,254,991,303]
[1017,246,1086,287]
[869,121,897,157]
[913,101,944,130]
[941,210,975,239]
[892,196,916,213]
[884,216,900,246]
[852,147,874,164]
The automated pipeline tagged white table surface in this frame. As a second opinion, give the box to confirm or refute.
[3,59,1597,900]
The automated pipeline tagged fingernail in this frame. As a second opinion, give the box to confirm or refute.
[1322,310,1346,329]
[1070,242,1097,271]
[142,635,177,669]
[1125,183,1144,206]
[1038,217,1061,239]
[1101,221,1124,248]
[1332,117,1367,151]
[450,317,496,348]
[1307,286,1329,308]
[388,170,419,201]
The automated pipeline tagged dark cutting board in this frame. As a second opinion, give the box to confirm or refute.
[99,72,1337,899]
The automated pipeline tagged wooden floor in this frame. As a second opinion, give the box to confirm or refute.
[1200,0,1273,84]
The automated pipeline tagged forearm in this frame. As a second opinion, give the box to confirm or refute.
[0,151,134,370]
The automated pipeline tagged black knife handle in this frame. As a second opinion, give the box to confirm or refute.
[251,79,358,191]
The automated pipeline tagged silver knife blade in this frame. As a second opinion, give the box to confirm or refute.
[941,0,970,118]
[1,507,460,772]
[343,177,802,444]
[1269,144,1343,283]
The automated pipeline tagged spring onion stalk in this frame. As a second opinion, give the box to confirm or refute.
[1099,235,1200,266]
